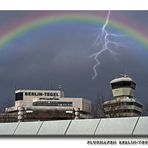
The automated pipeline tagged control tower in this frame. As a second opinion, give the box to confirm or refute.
[103,74,143,118]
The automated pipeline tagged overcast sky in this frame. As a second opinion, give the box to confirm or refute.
[0,11,148,111]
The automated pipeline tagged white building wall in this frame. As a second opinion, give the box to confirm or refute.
[7,89,91,113]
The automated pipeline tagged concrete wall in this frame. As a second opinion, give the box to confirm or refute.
[0,116,148,136]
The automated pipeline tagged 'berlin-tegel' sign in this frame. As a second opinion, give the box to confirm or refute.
[25,91,60,97]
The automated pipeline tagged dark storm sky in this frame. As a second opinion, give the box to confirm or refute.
[0,11,148,111]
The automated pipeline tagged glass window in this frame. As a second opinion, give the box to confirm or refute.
[33,101,73,107]
[131,82,136,89]
[111,81,136,89]
[15,92,23,101]
[122,81,126,87]
[126,81,131,87]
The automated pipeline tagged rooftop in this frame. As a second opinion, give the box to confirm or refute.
[110,74,135,84]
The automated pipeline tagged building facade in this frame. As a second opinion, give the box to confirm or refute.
[6,89,91,116]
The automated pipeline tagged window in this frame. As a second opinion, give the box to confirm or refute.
[111,81,136,89]
[15,92,23,101]
[33,101,73,107]
[105,109,141,114]
[126,81,131,87]
[134,102,143,108]
[131,82,136,89]
[103,102,143,108]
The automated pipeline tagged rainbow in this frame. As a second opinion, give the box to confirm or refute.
[0,12,147,48]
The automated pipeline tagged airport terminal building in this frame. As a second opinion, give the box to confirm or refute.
[5,89,91,118]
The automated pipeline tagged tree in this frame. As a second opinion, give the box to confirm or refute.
[142,104,148,116]
[91,93,105,118]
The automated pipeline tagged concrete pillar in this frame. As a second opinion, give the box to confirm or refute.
[18,107,25,122]
[74,108,80,119]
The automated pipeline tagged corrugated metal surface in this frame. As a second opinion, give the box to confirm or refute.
[0,122,19,135]
[14,121,43,135]
[38,120,71,135]
[133,116,148,135]
[95,117,138,135]
[0,116,148,136]
[66,119,100,135]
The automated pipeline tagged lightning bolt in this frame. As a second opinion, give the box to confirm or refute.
[90,11,126,80]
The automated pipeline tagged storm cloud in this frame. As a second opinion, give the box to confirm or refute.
[0,11,148,112]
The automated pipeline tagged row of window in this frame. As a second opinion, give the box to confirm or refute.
[103,101,143,108]
[105,109,141,114]
[111,81,136,89]
[33,101,73,107]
